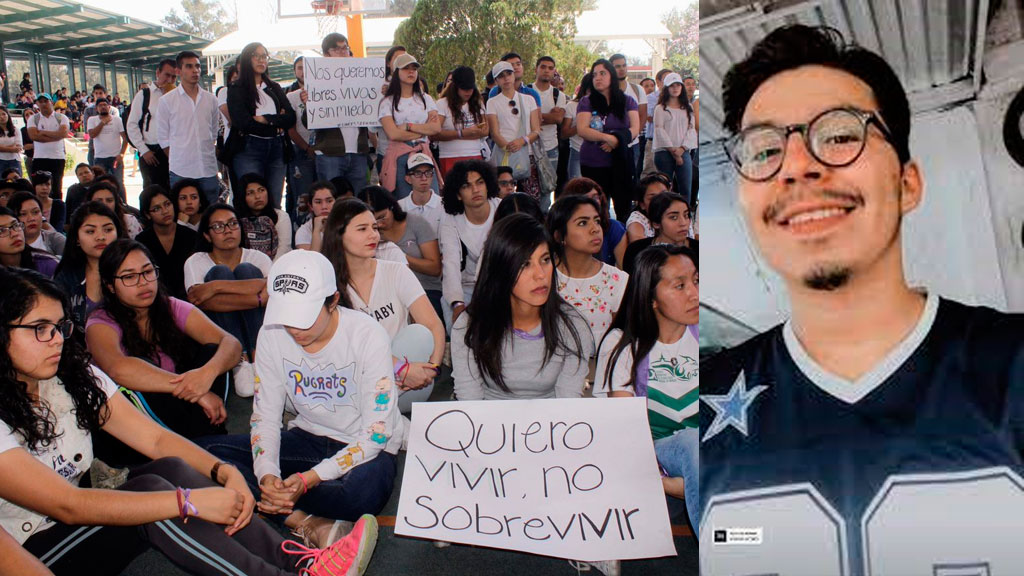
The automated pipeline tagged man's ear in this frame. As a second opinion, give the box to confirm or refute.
[898,160,924,214]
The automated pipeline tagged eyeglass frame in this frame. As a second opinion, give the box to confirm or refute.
[408,168,434,179]
[208,219,241,234]
[8,319,74,342]
[114,266,161,286]
[723,107,896,182]
[0,220,25,237]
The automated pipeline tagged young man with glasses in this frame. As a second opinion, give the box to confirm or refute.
[397,153,443,234]
[700,25,1024,575]
[495,166,517,198]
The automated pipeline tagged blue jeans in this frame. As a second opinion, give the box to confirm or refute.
[233,135,287,210]
[286,143,317,220]
[94,156,125,195]
[203,263,265,356]
[567,147,581,181]
[655,427,699,535]
[315,152,369,196]
[171,172,221,206]
[654,149,693,207]
[197,426,397,522]
[0,158,22,178]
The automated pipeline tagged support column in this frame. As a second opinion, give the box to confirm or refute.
[28,52,38,94]
[110,61,118,97]
[0,43,8,104]
[79,58,87,93]
[67,56,75,92]
[41,53,52,94]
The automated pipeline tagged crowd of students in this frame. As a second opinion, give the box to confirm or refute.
[0,35,698,576]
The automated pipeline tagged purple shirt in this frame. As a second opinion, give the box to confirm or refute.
[578,94,638,168]
[87,297,194,373]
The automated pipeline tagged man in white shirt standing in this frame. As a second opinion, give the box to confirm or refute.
[86,97,128,193]
[128,59,177,191]
[610,53,647,183]
[25,93,70,197]
[156,51,221,204]
[529,56,566,211]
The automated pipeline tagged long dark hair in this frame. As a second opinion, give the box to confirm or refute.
[0,109,14,138]
[573,72,593,103]
[320,198,373,310]
[545,195,603,276]
[98,239,194,369]
[0,206,52,272]
[235,42,277,117]
[384,45,407,81]
[53,202,124,279]
[85,180,126,224]
[561,177,611,229]
[0,267,109,451]
[588,59,627,120]
[172,178,210,216]
[600,244,697,391]
[139,185,178,222]
[196,203,246,253]
[357,185,406,222]
[442,66,484,129]
[658,80,693,122]
[380,59,428,120]
[464,214,586,393]
[234,173,279,224]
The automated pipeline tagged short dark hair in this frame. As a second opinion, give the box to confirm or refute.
[495,166,514,178]
[75,163,91,173]
[722,24,911,163]
[156,58,177,72]
[655,68,672,82]
[309,180,339,198]
[609,53,627,63]
[536,56,556,68]
[682,75,695,82]
[494,193,542,224]
[637,173,671,205]
[485,71,495,85]
[176,51,201,67]
[321,32,349,55]
[92,84,105,93]
[139,184,177,219]
[441,160,499,216]
[648,192,688,227]
[357,185,407,222]
[501,52,522,62]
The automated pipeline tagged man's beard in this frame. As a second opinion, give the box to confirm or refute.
[802,264,852,291]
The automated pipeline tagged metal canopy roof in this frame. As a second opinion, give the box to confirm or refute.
[0,0,211,66]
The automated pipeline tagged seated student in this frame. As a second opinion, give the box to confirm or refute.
[452,213,594,400]
[53,203,125,330]
[85,180,142,238]
[86,239,239,458]
[397,156,443,235]
[183,203,272,397]
[174,178,208,231]
[135,185,198,300]
[328,176,356,201]
[493,191,543,223]
[623,192,696,276]
[30,171,65,234]
[294,181,339,251]
[0,207,58,277]
[0,178,32,208]
[357,186,444,323]
[199,250,396,553]
[594,244,697,533]
[561,176,627,268]
[494,165,517,198]
[234,173,292,262]
[8,191,65,257]
[0,267,377,576]
[64,163,94,217]
[439,160,502,329]
[0,526,52,576]
[321,199,445,412]
[625,172,671,243]
[546,195,628,345]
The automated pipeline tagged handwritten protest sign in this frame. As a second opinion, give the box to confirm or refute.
[303,57,385,129]
[395,398,676,561]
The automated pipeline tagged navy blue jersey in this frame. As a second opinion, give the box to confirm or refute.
[699,294,1024,575]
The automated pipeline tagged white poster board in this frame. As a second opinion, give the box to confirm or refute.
[395,398,677,561]
[303,56,385,129]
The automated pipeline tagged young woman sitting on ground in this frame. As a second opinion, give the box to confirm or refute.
[7,191,65,257]
[294,181,340,252]
[135,185,199,300]
[174,178,209,231]
[560,177,627,268]
[0,207,58,277]
[622,191,696,276]
[53,202,125,330]
[85,180,143,239]
[0,266,379,576]
[234,173,292,262]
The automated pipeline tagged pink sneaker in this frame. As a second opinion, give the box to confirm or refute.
[282,514,379,576]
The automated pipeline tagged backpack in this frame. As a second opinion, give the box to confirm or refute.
[124,87,152,149]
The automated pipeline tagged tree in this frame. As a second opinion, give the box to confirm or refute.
[394,0,596,98]
[163,0,238,40]
[662,1,697,79]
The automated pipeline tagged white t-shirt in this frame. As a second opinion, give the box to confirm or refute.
[565,100,582,152]
[398,192,442,235]
[556,263,629,347]
[346,259,425,340]
[0,129,22,161]
[29,112,70,159]
[254,82,277,116]
[435,97,486,158]
[439,197,500,305]
[0,367,118,544]
[294,219,315,247]
[182,248,273,291]
[535,85,567,152]
[251,308,402,482]
[86,115,125,158]
[286,89,311,146]
[377,93,437,127]
[217,86,231,141]
[486,91,538,150]
[375,241,408,265]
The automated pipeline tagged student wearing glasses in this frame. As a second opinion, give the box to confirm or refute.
[495,166,517,198]
[377,53,442,199]
[183,203,272,398]
[135,185,199,299]
[0,207,58,277]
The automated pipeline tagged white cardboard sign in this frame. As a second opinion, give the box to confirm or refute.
[395,398,677,561]
[303,57,385,129]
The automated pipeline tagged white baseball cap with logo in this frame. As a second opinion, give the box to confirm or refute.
[264,250,339,329]
[663,72,684,87]
[406,152,433,170]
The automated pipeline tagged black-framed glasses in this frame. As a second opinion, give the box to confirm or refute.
[723,107,895,182]
[8,319,73,342]
[409,169,434,179]
[208,219,240,234]
[508,99,519,116]
[0,220,24,237]
[115,266,160,286]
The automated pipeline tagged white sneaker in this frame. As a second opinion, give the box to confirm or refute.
[232,360,256,398]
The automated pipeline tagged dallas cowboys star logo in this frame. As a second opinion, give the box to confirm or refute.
[701,371,767,443]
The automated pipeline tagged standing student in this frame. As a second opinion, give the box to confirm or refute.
[320,199,445,412]
[25,94,70,198]
[452,213,593,400]
[234,173,293,262]
[438,160,501,329]
[0,207,57,277]
[127,59,178,190]
[530,56,567,210]
[85,98,128,189]
[561,73,592,183]
[20,109,35,176]
[183,204,272,397]
[546,195,628,346]
[434,66,488,177]
[622,192,696,276]
[0,108,24,178]
[652,73,696,205]
[377,54,442,198]
[294,181,339,251]
[0,266,377,576]
[53,203,125,330]
[228,43,296,210]
[135,185,199,299]
[486,61,542,201]
[575,59,640,223]
[285,56,317,220]
[594,244,698,532]
[174,178,208,231]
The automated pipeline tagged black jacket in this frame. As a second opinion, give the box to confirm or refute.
[226,79,296,139]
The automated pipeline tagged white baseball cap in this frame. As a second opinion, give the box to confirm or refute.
[407,152,434,170]
[663,72,684,87]
[491,61,514,79]
[263,251,338,330]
